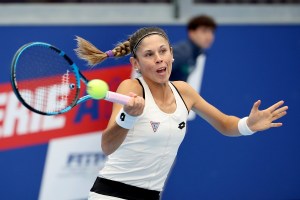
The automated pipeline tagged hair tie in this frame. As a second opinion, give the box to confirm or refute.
[105,50,114,58]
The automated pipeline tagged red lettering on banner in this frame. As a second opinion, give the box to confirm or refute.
[0,64,132,150]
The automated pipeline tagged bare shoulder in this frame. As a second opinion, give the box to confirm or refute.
[172,81,194,95]
[172,81,199,109]
[116,79,143,97]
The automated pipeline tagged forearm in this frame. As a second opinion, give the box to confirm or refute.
[218,115,241,137]
[212,115,258,137]
[193,103,242,137]
[100,82,144,155]
[101,123,129,155]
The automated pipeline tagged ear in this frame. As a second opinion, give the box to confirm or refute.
[188,30,195,42]
[130,57,140,70]
[170,46,174,62]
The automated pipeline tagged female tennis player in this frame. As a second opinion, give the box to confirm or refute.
[75,27,288,200]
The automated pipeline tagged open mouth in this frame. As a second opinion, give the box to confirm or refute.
[156,67,167,74]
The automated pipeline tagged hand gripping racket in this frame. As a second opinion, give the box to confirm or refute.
[11,42,130,115]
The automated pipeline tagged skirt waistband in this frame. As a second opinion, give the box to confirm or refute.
[90,177,160,200]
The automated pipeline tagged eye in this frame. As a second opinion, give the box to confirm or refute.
[145,52,153,57]
[160,48,167,54]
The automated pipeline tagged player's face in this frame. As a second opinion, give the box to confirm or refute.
[189,26,215,49]
[131,35,173,84]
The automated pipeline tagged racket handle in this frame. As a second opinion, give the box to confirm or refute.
[105,91,131,105]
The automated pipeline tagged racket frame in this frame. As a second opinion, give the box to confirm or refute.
[11,42,93,116]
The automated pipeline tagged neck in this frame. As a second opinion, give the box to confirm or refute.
[142,76,170,102]
[141,76,176,114]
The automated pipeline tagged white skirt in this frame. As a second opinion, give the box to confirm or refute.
[88,192,126,200]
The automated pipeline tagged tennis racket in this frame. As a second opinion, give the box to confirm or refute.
[11,42,130,115]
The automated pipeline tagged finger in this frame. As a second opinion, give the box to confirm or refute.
[272,106,288,116]
[126,97,135,107]
[131,97,144,115]
[128,92,137,97]
[134,97,142,107]
[251,100,261,112]
[136,97,145,109]
[270,122,283,128]
[272,111,287,121]
[131,96,141,106]
[125,93,137,107]
[268,100,284,112]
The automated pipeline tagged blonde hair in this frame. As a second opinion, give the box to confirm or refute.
[74,27,169,67]
[75,36,130,67]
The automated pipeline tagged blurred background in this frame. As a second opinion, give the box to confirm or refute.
[0,0,299,200]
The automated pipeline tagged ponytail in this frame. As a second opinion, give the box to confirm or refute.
[75,36,131,67]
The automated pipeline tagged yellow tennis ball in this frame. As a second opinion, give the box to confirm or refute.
[87,79,109,100]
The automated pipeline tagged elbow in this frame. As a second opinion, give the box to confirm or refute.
[101,128,114,156]
[101,140,114,156]
[101,144,109,156]
[101,125,128,155]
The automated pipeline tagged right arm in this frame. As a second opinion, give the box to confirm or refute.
[101,79,144,155]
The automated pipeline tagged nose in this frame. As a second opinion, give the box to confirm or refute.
[155,53,163,64]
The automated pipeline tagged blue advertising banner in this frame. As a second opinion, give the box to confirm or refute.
[0,25,299,200]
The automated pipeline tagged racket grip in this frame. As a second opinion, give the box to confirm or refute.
[105,91,131,105]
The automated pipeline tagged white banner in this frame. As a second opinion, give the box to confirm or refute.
[39,131,106,200]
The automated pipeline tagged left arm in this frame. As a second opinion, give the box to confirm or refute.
[191,94,241,137]
[174,81,288,136]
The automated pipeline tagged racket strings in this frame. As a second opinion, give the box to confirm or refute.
[15,45,79,114]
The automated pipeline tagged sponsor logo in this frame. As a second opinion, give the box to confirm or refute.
[150,121,160,132]
[63,152,107,175]
[178,121,186,130]
[67,152,106,168]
